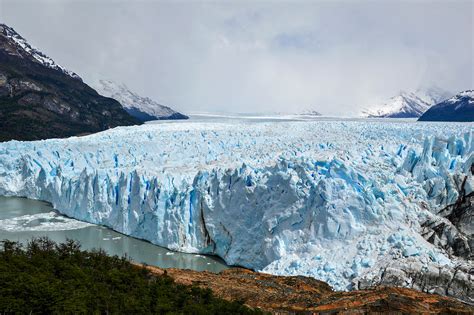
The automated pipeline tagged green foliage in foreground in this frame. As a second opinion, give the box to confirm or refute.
[0,238,262,314]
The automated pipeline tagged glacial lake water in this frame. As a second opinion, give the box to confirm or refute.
[0,196,228,272]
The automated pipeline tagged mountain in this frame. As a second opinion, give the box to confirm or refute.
[298,108,322,116]
[418,90,474,122]
[93,80,188,122]
[270,108,322,117]
[362,88,452,118]
[0,23,140,142]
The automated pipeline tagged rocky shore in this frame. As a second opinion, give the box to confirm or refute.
[142,265,473,314]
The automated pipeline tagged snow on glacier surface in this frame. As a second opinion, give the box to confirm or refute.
[0,118,472,290]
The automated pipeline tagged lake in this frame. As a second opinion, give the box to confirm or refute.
[0,196,228,272]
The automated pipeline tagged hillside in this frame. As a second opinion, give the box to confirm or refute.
[93,79,188,122]
[0,238,259,314]
[362,88,451,118]
[0,24,139,142]
[419,90,474,122]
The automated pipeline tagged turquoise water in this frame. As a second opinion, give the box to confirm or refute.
[0,196,228,272]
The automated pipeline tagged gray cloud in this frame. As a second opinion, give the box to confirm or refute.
[1,0,472,115]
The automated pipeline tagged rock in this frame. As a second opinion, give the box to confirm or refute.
[92,79,188,122]
[141,265,474,314]
[419,90,474,122]
[353,259,474,304]
[0,23,140,142]
[422,189,473,260]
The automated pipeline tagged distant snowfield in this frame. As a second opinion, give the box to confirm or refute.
[0,118,472,291]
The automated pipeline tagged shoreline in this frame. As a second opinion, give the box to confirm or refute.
[136,263,474,314]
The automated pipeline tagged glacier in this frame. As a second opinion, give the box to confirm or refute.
[0,119,472,297]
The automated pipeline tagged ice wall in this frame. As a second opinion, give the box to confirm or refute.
[0,121,472,292]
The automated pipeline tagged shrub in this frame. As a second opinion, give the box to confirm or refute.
[0,237,263,314]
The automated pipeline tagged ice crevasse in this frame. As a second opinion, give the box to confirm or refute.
[0,121,472,291]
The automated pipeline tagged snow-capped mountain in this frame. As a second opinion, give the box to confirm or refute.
[419,90,474,122]
[0,23,139,142]
[270,108,322,117]
[0,24,80,80]
[298,108,322,116]
[362,88,452,118]
[94,80,188,122]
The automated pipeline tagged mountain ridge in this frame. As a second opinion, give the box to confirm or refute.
[419,90,474,122]
[0,23,140,142]
[93,80,188,122]
[0,24,80,80]
[362,88,452,118]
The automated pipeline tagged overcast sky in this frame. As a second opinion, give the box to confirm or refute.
[1,0,472,115]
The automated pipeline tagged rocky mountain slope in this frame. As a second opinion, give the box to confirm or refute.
[0,24,139,142]
[362,88,451,118]
[144,266,474,314]
[93,80,188,122]
[419,90,474,122]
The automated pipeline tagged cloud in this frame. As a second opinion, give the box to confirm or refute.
[1,0,472,115]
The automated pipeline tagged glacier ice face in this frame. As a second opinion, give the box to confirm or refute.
[0,119,472,295]
[398,133,474,206]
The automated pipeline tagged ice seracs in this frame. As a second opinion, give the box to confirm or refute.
[0,120,472,301]
[93,79,188,122]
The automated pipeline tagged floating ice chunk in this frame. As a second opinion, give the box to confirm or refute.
[0,212,92,232]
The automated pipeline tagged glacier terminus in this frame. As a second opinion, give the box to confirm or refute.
[0,118,472,301]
